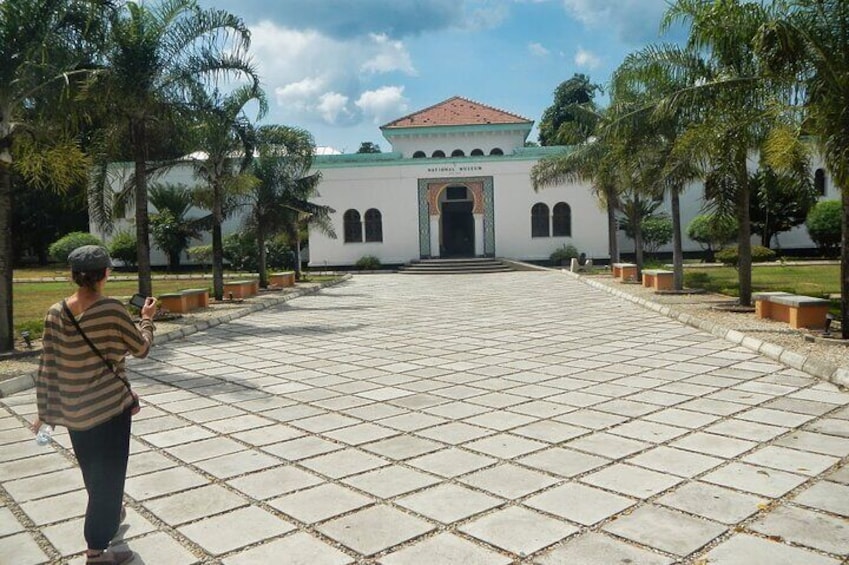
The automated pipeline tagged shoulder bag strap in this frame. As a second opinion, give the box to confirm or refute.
[61,300,134,396]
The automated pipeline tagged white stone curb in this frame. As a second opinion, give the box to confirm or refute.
[0,274,352,398]
[562,269,847,388]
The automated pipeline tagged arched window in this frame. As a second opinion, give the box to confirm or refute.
[531,203,550,238]
[451,149,465,157]
[412,151,426,159]
[553,202,571,236]
[490,148,504,156]
[815,168,827,196]
[471,149,484,156]
[364,209,383,242]
[432,150,446,158]
[343,209,362,243]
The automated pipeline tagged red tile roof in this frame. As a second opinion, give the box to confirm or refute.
[382,96,532,129]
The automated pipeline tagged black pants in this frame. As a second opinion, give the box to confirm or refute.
[69,408,132,550]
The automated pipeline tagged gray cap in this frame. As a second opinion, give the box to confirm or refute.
[68,245,112,271]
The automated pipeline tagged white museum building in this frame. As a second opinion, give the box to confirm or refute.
[95,97,837,267]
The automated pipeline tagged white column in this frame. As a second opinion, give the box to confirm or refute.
[474,214,484,257]
[430,216,441,258]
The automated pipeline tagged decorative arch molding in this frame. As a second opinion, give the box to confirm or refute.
[418,176,494,258]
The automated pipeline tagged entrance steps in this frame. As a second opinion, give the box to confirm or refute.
[398,258,514,275]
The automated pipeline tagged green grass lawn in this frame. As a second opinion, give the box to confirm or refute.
[684,264,841,314]
[12,271,339,337]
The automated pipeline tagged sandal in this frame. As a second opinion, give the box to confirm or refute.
[86,549,134,564]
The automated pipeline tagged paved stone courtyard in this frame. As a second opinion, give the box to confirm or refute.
[1,272,848,564]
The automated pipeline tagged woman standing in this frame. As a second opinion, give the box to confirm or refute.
[34,245,156,565]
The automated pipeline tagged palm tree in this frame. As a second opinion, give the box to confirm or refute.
[191,85,266,300]
[87,0,256,298]
[0,0,104,352]
[755,0,849,337]
[149,183,206,270]
[613,45,705,290]
[648,0,783,306]
[248,125,336,284]
[531,107,623,264]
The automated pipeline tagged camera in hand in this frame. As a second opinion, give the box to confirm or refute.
[129,294,147,309]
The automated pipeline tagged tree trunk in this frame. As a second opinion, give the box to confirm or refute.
[211,181,224,301]
[736,158,753,307]
[0,163,14,352]
[257,227,267,289]
[671,187,684,290]
[607,195,619,264]
[634,223,644,281]
[295,228,302,280]
[132,121,152,298]
[841,180,848,339]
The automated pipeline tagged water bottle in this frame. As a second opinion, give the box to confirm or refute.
[35,423,53,446]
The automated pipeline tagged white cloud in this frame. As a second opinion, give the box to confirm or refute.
[361,34,416,74]
[355,86,409,125]
[528,42,550,57]
[560,0,669,42]
[574,47,600,69]
[249,21,416,126]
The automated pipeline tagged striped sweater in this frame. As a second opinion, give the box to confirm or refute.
[36,297,154,431]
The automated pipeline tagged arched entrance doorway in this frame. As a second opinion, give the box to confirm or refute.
[440,185,475,257]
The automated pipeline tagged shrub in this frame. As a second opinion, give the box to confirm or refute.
[355,255,381,270]
[806,200,841,256]
[48,231,102,264]
[187,244,213,267]
[715,245,776,267]
[686,214,738,262]
[549,244,579,265]
[108,230,137,267]
[642,216,673,255]
[684,271,711,289]
[221,233,295,272]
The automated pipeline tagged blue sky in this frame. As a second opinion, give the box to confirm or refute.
[198,0,684,153]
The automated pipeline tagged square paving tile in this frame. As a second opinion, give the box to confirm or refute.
[793,481,849,517]
[416,422,494,444]
[534,532,673,565]
[463,433,548,459]
[627,446,724,478]
[222,532,354,565]
[524,482,635,526]
[4,468,84,503]
[0,453,71,481]
[644,408,721,429]
[670,432,757,459]
[741,445,839,476]
[341,466,441,499]
[603,504,726,556]
[702,533,840,565]
[165,437,248,463]
[178,506,296,555]
[110,531,197,565]
[323,423,400,445]
[262,436,343,461]
[774,431,849,457]
[510,421,587,443]
[397,483,503,523]
[227,466,323,499]
[407,448,496,478]
[380,532,512,565]
[377,412,447,432]
[702,463,808,498]
[299,448,389,479]
[269,483,373,524]
[553,409,628,430]
[124,467,208,500]
[459,506,578,557]
[564,433,650,460]
[0,506,24,537]
[463,411,538,431]
[657,481,765,524]
[460,463,559,499]
[19,489,87,526]
[362,435,444,460]
[194,450,281,479]
[317,505,434,557]
[517,448,609,478]
[705,419,789,443]
[0,532,48,565]
[581,464,682,499]
[608,420,689,443]
[231,424,305,447]
[142,425,215,448]
[144,484,246,526]
[750,505,849,555]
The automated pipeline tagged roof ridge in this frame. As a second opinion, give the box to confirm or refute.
[381,96,532,129]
